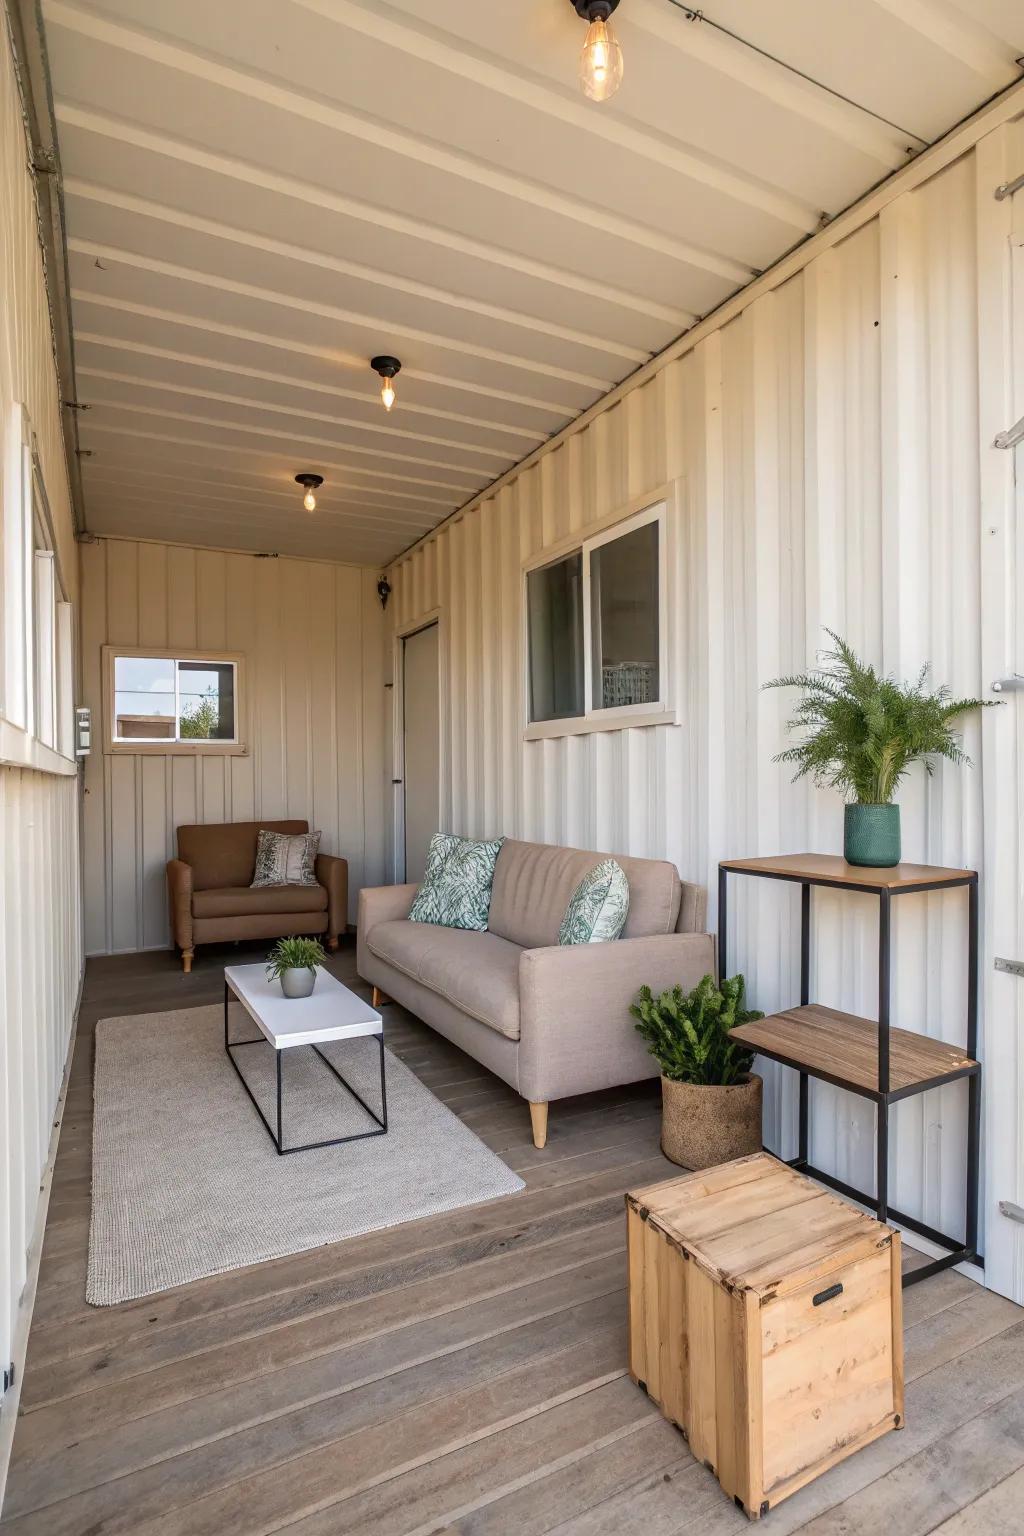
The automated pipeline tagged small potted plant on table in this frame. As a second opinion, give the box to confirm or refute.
[765,630,991,867]
[266,935,326,999]
[631,974,764,1170]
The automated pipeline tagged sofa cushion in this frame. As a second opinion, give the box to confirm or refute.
[408,832,505,932]
[192,884,327,920]
[177,820,309,891]
[366,920,521,1040]
[489,839,681,949]
[558,858,630,945]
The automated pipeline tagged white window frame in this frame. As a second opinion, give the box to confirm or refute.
[0,404,76,774]
[102,646,248,756]
[522,497,675,741]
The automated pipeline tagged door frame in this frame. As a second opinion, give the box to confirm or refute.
[391,610,445,884]
[976,124,1023,1303]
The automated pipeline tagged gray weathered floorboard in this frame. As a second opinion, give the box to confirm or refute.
[2,939,1022,1536]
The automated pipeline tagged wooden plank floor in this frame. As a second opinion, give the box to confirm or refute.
[3,940,1023,1535]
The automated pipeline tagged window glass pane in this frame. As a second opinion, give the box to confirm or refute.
[177,661,236,740]
[590,520,660,710]
[527,553,584,722]
[114,656,176,740]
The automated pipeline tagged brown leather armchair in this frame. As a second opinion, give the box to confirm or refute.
[167,820,348,972]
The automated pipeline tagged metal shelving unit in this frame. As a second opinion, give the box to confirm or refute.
[718,853,981,1286]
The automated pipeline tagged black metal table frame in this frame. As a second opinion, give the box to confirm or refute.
[718,863,981,1287]
[224,980,388,1156]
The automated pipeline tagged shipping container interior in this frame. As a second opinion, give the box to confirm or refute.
[2,0,1024,1529]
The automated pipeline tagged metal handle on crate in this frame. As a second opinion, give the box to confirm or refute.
[812,1282,844,1307]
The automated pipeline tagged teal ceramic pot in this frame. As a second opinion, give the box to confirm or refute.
[844,803,901,868]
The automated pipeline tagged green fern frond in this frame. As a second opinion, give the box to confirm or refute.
[763,631,994,804]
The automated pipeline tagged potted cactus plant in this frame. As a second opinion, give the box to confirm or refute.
[631,973,763,1170]
[265,935,326,999]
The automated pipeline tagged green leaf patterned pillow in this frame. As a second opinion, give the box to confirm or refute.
[558,858,630,945]
[408,833,505,931]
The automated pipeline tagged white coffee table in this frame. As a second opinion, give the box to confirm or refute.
[224,963,386,1155]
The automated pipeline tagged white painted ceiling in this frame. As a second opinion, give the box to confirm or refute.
[44,0,1024,568]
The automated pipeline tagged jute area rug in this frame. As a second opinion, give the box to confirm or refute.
[88,1003,524,1305]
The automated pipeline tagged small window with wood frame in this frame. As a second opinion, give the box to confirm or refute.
[103,647,245,754]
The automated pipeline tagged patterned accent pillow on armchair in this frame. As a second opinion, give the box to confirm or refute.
[408,832,505,931]
[251,829,322,887]
[558,858,630,944]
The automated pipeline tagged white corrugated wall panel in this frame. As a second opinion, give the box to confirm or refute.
[0,14,84,1475]
[80,539,389,952]
[390,132,1018,1288]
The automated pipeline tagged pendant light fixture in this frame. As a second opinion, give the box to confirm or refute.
[371,355,402,412]
[295,472,323,512]
[573,0,623,102]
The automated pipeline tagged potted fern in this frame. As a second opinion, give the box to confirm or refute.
[631,974,763,1169]
[266,935,326,999]
[765,630,990,867]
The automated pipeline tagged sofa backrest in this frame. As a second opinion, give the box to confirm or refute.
[488,839,682,950]
[177,820,309,891]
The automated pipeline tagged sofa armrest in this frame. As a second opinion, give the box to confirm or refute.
[316,853,349,945]
[166,859,194,952]
[357,883,418,976]
[517,930,717,1105]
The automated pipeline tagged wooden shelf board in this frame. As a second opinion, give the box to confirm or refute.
[729,1004,977,1095]
[720,853,975,891]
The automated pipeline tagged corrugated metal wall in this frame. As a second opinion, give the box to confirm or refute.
[0,14,83,1459]
[389,134,1014,1265]
[79,537,388,953]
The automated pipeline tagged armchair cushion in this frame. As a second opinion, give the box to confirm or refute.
[192,884,327,920]
[251,828,321,887]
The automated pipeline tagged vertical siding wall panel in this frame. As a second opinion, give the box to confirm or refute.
[80,540,387,948]
[1,20,84,1455]
[390,144,1003,1253]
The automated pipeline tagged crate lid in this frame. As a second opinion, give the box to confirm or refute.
[626,1153,893,1297]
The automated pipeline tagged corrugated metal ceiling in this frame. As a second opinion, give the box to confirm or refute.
[43,0,1024,566]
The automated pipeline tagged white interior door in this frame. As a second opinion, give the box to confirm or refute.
[402,623,440,884]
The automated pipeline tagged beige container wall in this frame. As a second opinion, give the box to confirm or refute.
[79,537,388,953]
[388,120,1024,1295]
[0,15,84,1470]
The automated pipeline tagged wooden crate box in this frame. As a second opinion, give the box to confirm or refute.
[626,1153,904,1519]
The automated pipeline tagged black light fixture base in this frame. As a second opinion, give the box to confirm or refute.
[573,0,619,19]
[371,355,402,380]
[294,472,324,492]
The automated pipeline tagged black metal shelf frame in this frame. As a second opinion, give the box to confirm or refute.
[718,862,981,1287]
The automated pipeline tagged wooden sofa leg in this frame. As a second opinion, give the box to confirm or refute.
[327,936,339,952]
[372,986,391,1008]
[182,950,194,975]
[529,1101,549,1150]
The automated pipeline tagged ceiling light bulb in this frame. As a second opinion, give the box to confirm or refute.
[295,472,323,511]
[371,355,402,414]
[579,14,623,101]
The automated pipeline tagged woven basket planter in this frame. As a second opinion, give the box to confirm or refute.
[660,1073,763,1171]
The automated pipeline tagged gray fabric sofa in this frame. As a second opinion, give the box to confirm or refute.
[357,838,715,1148]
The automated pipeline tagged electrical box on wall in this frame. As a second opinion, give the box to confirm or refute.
[75,706,91,757]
